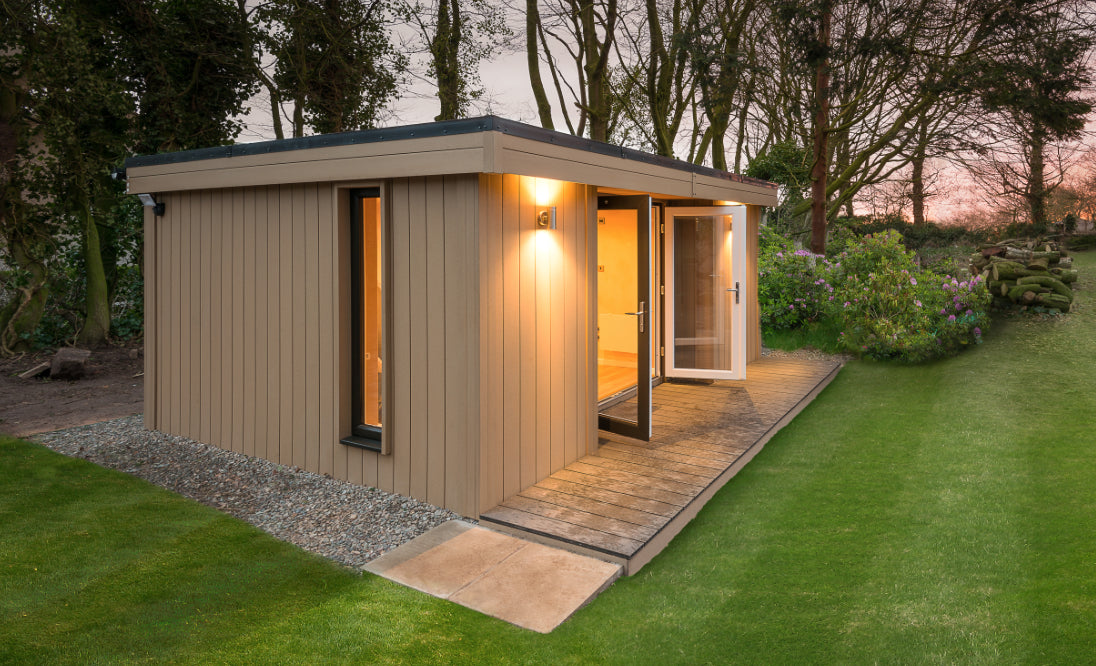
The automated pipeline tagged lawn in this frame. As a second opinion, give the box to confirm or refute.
[3,252,1095,665]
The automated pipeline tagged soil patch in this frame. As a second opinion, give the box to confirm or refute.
[0,345,143,438]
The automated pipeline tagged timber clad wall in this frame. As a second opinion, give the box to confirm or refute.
[477,174,596,515]
[142,168,755,520]
[382,175,480,517]
[747,205,762,363]
[148,183,342,493]
[146,177,483,517]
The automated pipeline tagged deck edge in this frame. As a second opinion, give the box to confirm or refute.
[622,361,844,575]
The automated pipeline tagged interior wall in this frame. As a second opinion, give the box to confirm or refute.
[477,174,596,515]
[597,208,639,365]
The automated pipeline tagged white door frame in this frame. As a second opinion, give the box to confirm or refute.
[664,206,747,380]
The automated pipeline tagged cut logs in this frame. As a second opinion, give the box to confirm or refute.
[970,237,1078,313]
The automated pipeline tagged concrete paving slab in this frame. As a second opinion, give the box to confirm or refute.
[364,520,621,633]
[449,539,622,633]
[377,526,526,597]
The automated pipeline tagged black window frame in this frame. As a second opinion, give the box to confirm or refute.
[341,187,384,452]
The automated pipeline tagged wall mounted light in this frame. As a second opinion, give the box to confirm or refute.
[138,193,165,217]
[537,206,557,230]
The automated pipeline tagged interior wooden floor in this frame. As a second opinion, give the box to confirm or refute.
[480,356,843,575]
[597,350,638,401]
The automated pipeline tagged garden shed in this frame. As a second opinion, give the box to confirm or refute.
[124,116,778,522]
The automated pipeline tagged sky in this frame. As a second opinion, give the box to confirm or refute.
[233,20,1095,226]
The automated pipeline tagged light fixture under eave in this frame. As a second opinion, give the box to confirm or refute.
[537,206,557,230]
[138,193,165,217]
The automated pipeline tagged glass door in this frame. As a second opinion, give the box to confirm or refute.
[664,206,746,380]
[596,195,652,441]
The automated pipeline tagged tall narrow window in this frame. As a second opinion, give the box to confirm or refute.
[345,188,384,450]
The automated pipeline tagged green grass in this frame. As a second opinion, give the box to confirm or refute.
[4,252,1096,664]
[762,317,844,353]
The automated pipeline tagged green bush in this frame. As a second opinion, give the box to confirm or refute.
[758,226,836,330]
[1066,235,1096,251]
[831,232,991,362]
[759,228,992,362]
[829,229,916,277]
[831,215,988,251]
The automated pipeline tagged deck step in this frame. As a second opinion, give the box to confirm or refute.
[482,357,843,575]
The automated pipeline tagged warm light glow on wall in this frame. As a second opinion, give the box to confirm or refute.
[534,177,561,207]
[535,222,561,253]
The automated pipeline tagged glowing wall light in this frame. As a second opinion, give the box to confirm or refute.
[534,177,560,230]
[537,206,557,229]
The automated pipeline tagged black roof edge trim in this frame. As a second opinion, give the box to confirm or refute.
[124,115,777,190]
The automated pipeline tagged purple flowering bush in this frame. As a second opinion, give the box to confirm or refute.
[831,232,991,362]
[758,226,836,329]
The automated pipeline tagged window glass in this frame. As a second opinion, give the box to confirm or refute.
[360,196,382,430]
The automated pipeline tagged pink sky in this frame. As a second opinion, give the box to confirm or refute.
[237,47,1095,226]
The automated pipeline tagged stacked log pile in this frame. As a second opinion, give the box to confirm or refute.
[970,238,1077,313]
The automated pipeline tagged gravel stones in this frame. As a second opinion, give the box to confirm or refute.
[34,416,461,570]
[761,346,853,362]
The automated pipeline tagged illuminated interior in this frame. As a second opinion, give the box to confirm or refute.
[596,208,640,405]
[672,214,732,371]
[360,196,383,429]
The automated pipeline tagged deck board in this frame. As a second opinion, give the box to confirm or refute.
[480,356,843,574]
[551,469,693,507]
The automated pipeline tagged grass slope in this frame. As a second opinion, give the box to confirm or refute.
[3,252,1095,664]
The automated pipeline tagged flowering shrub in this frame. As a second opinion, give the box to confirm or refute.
[832,229,916,276]
[758,226,836,329]
[758,227,991,362]
[831,233,991,362]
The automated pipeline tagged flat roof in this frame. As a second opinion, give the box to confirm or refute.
[124,116,778,205]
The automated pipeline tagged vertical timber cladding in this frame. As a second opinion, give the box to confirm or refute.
[152,177,483,517]
[150,184,342,479]
[374,175,481,517]
[746,205,762,363]
[477,174,597,515]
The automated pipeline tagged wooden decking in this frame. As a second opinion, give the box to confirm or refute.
[480,356,843,574]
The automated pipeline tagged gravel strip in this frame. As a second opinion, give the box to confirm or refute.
[34,415,461,570]
[761,346,854,363]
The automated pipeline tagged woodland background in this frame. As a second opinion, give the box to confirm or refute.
[1,0,1094,352]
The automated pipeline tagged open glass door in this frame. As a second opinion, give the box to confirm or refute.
[597,195,652,441]
[665,206,747,380]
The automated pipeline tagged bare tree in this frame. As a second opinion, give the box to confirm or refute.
[394,0,511,120]
[609,0,702,157]
[525,0,621,141]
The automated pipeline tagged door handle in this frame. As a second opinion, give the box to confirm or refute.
[726,282,740,304]
[624,301,646,333]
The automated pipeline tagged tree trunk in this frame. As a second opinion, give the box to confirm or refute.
[0,237,50,354]
[646,0,673,157]
[292,95,305,138]
[526,0,554,130]
[265,78,285,140]
[1028,130,1047,226]
[733,88,750,172]
[710,117,730,171]
[579,0,617,142]
[433,0,463,120]
[911,150,926,225]
[910,113,928,224]
[77,207,111,347]
[809,1,832,255]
